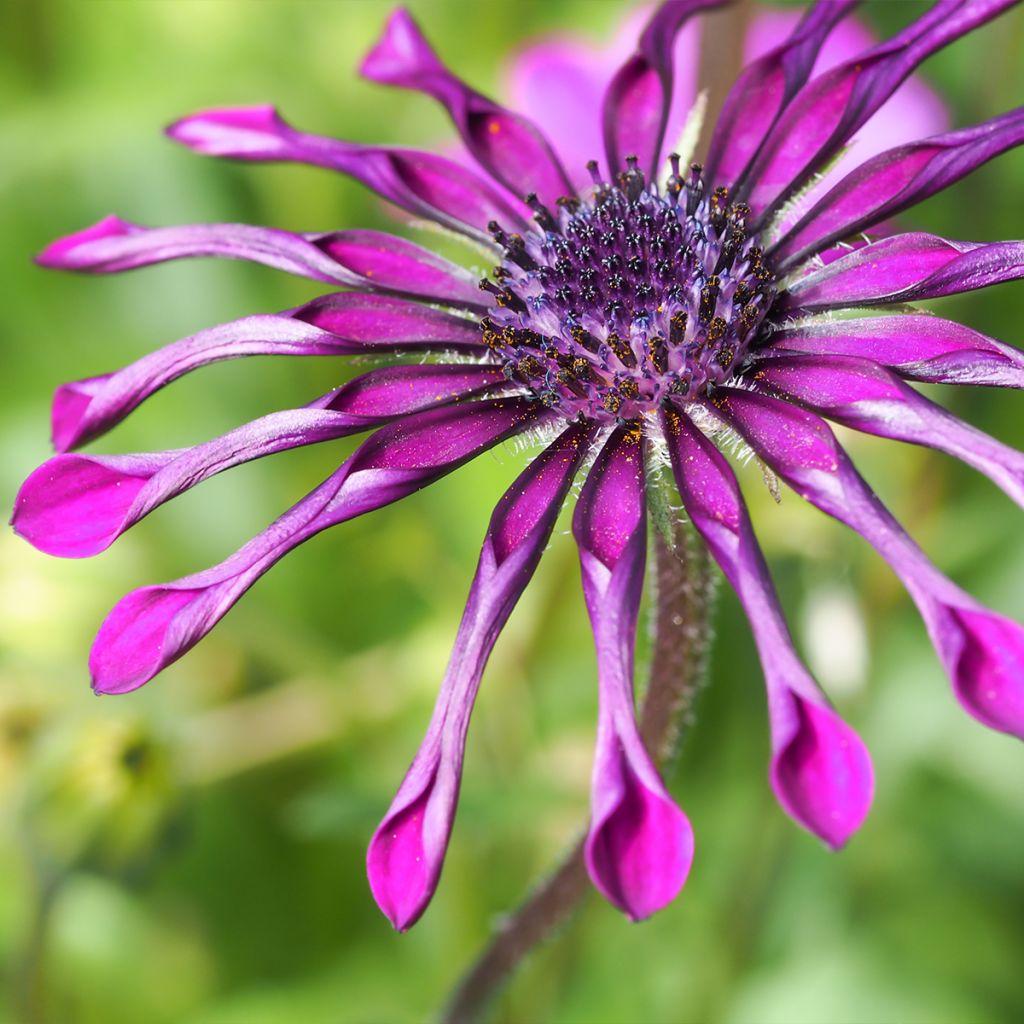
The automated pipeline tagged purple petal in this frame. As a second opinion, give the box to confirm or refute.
[36,219,484,307]
[366,781,438,932]
[313,230,483,307]
[773,107,1024,269]
[741,11,949,215]
[14,365,503,558]
[505,8,694,189]
[573,426,645,568]
[743,0,1017,220]
[361,9,572,207]
[767,315,1024,388]
[88,397,545,694]
[602,0,727,180]
[367,421,596,930]
[574,426,693,919]
[586,737,694,921]
[718,389,1024,740]
[50,296,485,451]
[292,292,485,350]
[704,0,857,190]
[166,105,527,242]
[751,356,1024,510]
[770,697,874,850]
[785,233,1024,310]
[661,407,872,847]
[14,451,172,560]
[946,607,1024,738]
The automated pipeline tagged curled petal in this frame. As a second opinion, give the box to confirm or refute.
[14,452,172,559]
[310,362,503,417]
[368,422,597,929]
[766,315,1024,388]
[50,296,485,452]
[291,292,484,349]
[37,217,348,278]
[947,607,1024,738]
[313,231,483,307]
[786,233,1024,310]
[37,219,484,307]
[602,0,726,179]
[751,356,1024,510]
[167,105,527,241]
[662,406,872,847]
[361,9,572,206]
[574,427,693,918]
[165,104,295,157]
[719,389,1024,740]
[367,759,450,932]
[573,426,646,570]
[89,398,544,694]
[773,106,1024,268]
[37,215,135,267]
[739,11,949,205]
[744,0,1017,219]
[785,233,978,307]
[705,0,857,189]
[14,365,503,557]
[770,696,874,850]
[586,737,694,921]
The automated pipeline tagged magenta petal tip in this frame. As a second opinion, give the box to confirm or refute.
[12,455,148,558]
[165,105,286,156]
[89,586,201,694]
[772,697,874,850]
[359,9,426,84]
[367,780,443,932]
[36,215,138,269]
[948,607,1024,740]
[586,750,694,922]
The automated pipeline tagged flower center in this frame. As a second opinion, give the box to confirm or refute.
[481,158,777,422]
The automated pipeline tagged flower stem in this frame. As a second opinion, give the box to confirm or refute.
[440,519,717,1024]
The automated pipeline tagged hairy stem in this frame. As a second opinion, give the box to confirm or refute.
[440,519,717,1024]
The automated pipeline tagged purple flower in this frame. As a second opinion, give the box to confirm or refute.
[12,0,1024,930]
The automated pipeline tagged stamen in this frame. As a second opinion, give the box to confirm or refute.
[647,336,668,374]
[699,276,721,322]
[709,187,730,231]
[622,155,646,201]
[669,312,689,347]
[525,192,559,234]
[686,163,704,216]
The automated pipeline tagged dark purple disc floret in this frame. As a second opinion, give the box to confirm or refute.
[484,158,776,421]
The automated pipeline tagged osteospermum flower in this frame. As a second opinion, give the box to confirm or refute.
[13,0,1024,930]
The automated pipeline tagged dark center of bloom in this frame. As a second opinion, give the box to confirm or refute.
[481,157,777,422]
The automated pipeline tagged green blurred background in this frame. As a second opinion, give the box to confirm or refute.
[2,2,1023,1022]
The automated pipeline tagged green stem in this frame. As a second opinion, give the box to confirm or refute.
[439,518,718,1024]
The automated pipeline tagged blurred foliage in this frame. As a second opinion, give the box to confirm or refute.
[1,2,1023,1022]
